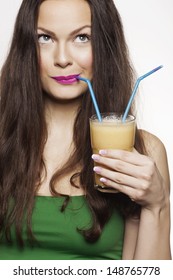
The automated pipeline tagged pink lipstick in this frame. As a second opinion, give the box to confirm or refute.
[51,74,80,85]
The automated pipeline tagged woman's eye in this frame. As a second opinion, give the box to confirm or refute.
[38,34,52,44]
[74,34,91,43]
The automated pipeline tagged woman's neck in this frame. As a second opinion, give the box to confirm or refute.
[44,95,81,129]
[43,95,81,171]
[38,95,83,196]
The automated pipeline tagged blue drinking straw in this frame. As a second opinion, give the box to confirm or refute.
[77,77,102,122]
[122,65,163,122]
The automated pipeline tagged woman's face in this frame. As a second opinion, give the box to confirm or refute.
[37,0,92,101]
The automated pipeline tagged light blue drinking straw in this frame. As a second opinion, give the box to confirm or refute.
[122,65,163,122]
[77,77,102,122]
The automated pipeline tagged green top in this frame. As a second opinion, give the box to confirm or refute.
[0,195,124,260]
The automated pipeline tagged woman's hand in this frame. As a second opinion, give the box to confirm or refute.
[92,149,167,210]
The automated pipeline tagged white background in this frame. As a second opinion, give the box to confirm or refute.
[0,0,172,252]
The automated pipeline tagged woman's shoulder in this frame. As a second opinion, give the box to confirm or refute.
[139,129,165,152]
[139,129,170,189]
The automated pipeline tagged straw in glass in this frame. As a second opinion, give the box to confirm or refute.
[77,77,102,122]
[122,65,163,122]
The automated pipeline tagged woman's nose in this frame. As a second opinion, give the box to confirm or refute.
[53,43,72,68]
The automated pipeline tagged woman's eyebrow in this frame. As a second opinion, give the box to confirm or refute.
[37,25,91,37]
[37,27,56,38]
[70,25,91,36]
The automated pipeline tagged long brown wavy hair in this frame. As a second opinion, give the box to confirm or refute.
[0,0,146,246]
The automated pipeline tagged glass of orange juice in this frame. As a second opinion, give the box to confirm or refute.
[90,113,136,193]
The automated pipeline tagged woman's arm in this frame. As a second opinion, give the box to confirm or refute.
[131,131,171,259]
[122,217,139,259]
[92,130,171,259]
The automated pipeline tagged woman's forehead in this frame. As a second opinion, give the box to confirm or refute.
[37,0,91,30]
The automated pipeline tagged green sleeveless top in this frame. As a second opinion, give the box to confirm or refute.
[0,196,124,260]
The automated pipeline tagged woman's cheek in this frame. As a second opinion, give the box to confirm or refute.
[75,48,93,72]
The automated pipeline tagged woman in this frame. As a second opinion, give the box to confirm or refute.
[0,0,171,260]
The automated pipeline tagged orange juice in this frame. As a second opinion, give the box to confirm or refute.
[90,113,136,193]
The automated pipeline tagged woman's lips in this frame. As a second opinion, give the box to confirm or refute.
[51,74,80,85]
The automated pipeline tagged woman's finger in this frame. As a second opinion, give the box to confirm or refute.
[98,176,143,202]
[98,149,149,166]
[93,165,140,189]
[92,153,151,180]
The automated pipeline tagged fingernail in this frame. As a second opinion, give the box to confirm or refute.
[91,154,100,161]
[99,150,107,155]
[100,177,107,183]
[93,166,101,173]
